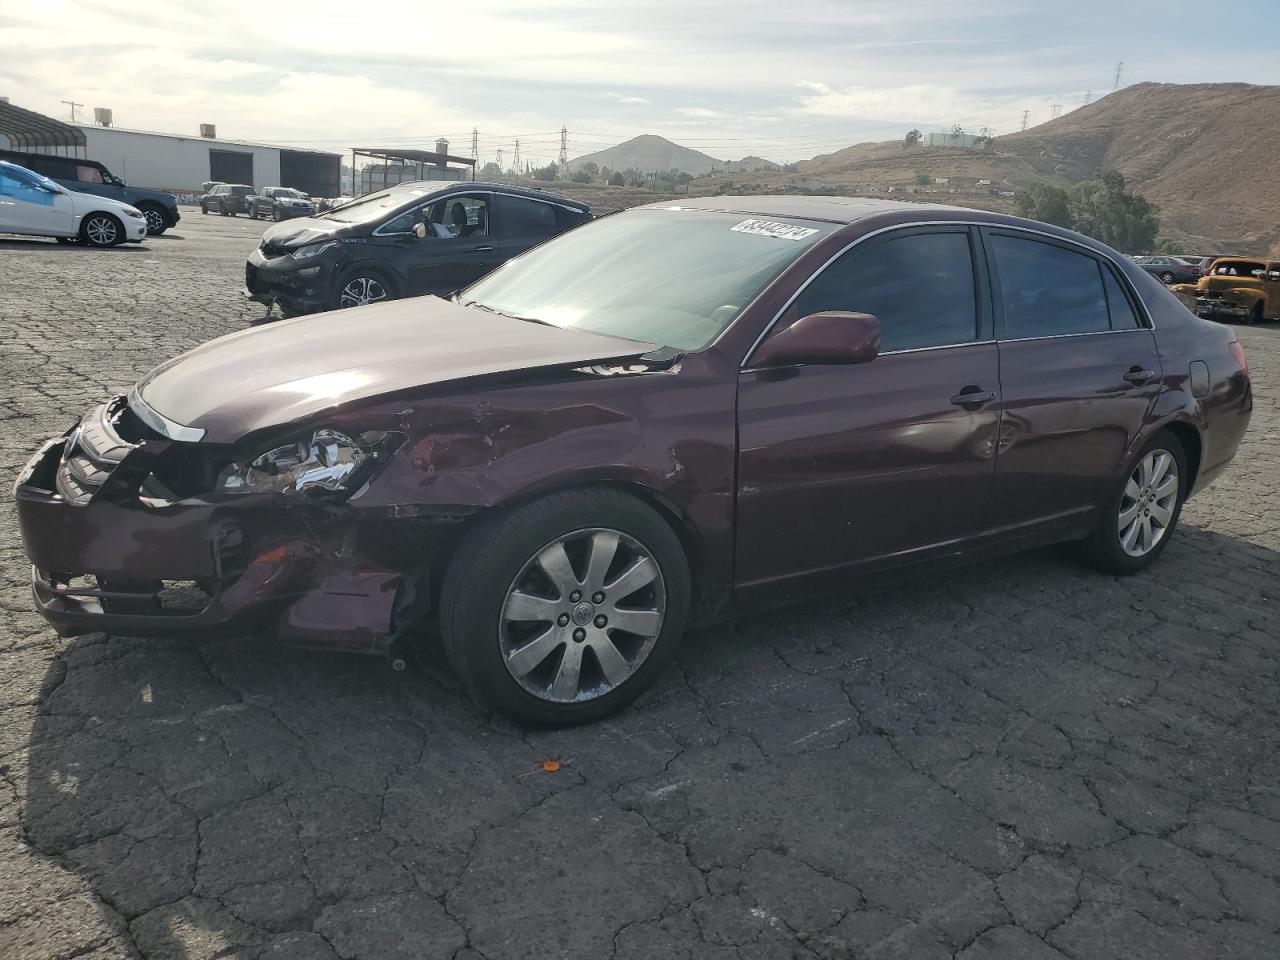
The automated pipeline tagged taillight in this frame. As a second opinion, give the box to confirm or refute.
[1229,340,1250,380]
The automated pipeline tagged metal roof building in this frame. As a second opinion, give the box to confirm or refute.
[0,101,341,197]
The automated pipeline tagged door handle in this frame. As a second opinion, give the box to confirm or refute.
[950,388,996,407]
[1123,367,1156,386]
[474,245,495,252]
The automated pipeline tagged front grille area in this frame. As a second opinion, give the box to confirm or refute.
[35,572,216,616]
[55,398,139,505]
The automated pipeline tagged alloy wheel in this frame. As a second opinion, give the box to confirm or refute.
[142,208,165,234]
[338,276,389,308]
[1118,448,1179,558]
[85,216,117,246]
[499,528,666,703]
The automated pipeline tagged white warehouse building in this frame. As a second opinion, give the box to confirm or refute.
[0,100,341,197]
[70,122,342,197]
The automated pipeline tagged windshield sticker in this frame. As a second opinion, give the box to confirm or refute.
[730,218,818,241]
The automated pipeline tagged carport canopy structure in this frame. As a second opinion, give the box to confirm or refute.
[0,101,87,155]
[353,147,476,191]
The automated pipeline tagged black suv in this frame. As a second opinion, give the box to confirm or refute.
[201,184,253,216]
[0,149,180,235]
[245,181,591,316]
[246,186,316,221]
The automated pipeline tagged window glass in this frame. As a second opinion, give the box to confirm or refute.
[432,195,488,238]
[991,235,1108,338]
[463,209,833,351]
[1102,267,1140,329]
[74,165,105,184]
[498,195,557,238]
[794,231,977,352]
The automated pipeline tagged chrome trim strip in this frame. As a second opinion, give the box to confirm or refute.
[127,386,206,442]
[739,219,1154,368]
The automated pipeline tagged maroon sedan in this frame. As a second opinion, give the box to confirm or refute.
[14,197,1252,725]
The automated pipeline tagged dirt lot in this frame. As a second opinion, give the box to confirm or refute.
[2,213,1279,960]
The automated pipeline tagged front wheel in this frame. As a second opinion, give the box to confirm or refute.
[81,213,124,247]
[248,205,258,220]
[1082,431,1187,575]
[1159,271,1175,284]
[139,206,167,235]
[336,271,395,309]
[439,488,692,726]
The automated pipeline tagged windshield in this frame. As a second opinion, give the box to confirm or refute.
[1212,261,1265,277]
[275,188,305,199]
[321,183,449,225]
[461,209,834,350]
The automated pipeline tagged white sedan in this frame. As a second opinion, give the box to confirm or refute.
[0,160,147,247]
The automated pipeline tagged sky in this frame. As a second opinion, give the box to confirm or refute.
[2,0,1278,165]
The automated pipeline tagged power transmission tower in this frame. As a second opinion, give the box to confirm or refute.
[558,126,568,167]
[1112,61,1124,92]
[512,139,520,175]
[1083,90,1092,105]
[1051,104,1063,119]
[471,128,478,159]
[495,148,503,172]
[61,99,83,122]
[1021,110,1031,131]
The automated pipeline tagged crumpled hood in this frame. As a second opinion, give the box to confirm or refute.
[259,216,342,248]
[134,296,654,443]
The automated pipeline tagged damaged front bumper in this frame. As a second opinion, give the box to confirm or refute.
[13,399,446,654]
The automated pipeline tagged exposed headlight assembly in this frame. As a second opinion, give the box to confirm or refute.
[290,240,339,260]
[217,428,382,496]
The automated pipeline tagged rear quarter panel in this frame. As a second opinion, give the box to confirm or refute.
[1125,264,1251,494]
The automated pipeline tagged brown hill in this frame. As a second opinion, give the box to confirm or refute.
[696,83,1280,254]
[569,134,723,176]
[998,82,1280,253]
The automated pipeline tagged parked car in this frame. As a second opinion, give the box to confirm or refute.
[201,183,253,216]
[1171,258,1280,323]
[201,181,224,194]
[244,181,590,316]
[247,186,316,221]
[0,160,148,247]
[1132,255,1200,285]
[0,149,180,236]
[14,198,1252,725]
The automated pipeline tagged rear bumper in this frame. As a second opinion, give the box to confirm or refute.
[1194,297,1250,319]
[13,418,439,653]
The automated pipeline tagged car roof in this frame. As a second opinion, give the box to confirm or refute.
[636,194,958,224]
[387,180,589,211]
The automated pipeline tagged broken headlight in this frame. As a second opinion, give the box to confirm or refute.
[216,428,369,496]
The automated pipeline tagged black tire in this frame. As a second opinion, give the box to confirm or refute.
[272,208,282,221]
[1082,430,1188,575]
[80,213,124,247]
[333,267,398,309]
[219,205,229,216]
[55,236,78,245]
[439,487,692,726]
[1159,271,1175,284]
[139,205,167,235]
[248,204,258,220]
[200,203,209,215]
[1250,301,1264,325]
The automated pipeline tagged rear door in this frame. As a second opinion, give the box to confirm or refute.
[735,226,1002,586]
[493,193,561,267]
[983,228,1161,534]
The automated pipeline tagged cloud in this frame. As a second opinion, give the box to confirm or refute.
[676,107,728,119]
[609,94,651,106]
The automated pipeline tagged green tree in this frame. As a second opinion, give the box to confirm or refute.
[580,162,599,178]
[478,161,502,179]
[1155,237,1185,255]
[531,162,558,181]
[914,172,930,186]
[1014,183,1072,228]
[1068,171,1158,253]
[608,171,625,186]
[904,129,921,148]
[571,170,592,183]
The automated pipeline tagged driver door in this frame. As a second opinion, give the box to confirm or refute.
[405,193,495,296]
[735,226,1001,587]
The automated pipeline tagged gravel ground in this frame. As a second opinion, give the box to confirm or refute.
[1,214,1279,960]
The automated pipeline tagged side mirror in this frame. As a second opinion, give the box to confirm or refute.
[751,311,881,368]
[412,222,430,240]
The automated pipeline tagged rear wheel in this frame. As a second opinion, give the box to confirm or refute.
[248,204,258,220]
[80,213,123,247]
[1159,271,1175,284]
[1250,301,1265,324]
[440,488,692,726]
[1082,431,1187,575]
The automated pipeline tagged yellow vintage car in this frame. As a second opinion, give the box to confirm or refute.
[1172,258,1280,323]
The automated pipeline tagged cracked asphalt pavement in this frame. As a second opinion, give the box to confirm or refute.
[2,215,1279,960]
